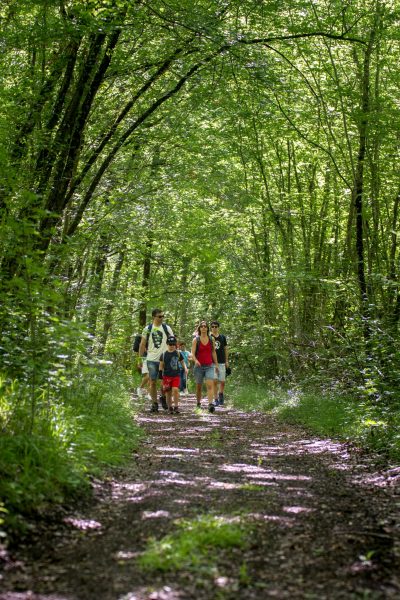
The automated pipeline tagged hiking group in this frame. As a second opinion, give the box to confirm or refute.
[135,309,229,414]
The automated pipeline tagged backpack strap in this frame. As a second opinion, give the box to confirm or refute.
[146,322,170,349]
[195,335,214,357]
[145,323,152,349]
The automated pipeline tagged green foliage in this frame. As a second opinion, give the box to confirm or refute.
[0,366,143,535]
[138,515,249,573]
[1,0,400,512]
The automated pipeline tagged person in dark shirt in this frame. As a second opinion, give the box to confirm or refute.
[210,320,229,406]
[160,336,187,414]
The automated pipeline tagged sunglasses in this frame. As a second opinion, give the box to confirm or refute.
[157,314,165,318]
[211,325,218,328]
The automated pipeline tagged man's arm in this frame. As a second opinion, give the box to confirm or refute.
[211,339,219,370]
[138,336,147,358]
[225,342,229,366]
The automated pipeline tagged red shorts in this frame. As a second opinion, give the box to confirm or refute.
[162,375,180,392]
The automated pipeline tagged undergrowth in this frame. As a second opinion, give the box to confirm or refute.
[139,515,250,574]
[230,382,400,463]
[0,366,143,538]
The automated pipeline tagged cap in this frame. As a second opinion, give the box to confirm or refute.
[167,336,177,345]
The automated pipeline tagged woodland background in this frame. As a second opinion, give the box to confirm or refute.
[0,0,399,534]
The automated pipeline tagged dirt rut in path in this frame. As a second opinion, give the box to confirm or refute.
[1,395,400,599]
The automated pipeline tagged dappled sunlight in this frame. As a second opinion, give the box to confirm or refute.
[248,471,311,482]
[111,482,146,501]
[283,505,315,514]
[156,446,199,454]
[219,462,312,483]
[288,438,351,457]
[63,517,102,530]
[117,586,182,600]
[114,550,139,561]
[207,480,241,490]
[247,512,297,526]
[0,595,73,600]
[141,510,171,519]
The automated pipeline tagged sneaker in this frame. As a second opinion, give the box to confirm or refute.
[173,407,180,414]
[168,407,174,415]
[196,402,201,409]
[160,395,168,410]
[150,402,159,413]
[137,387,143,397]
[213,398,220,406]
[218,394,224,406]
[208,403,215,413]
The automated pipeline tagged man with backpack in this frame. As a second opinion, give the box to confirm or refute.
[210,320,229,406]
[138,308,174,413]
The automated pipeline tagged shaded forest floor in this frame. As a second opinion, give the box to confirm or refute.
[1,394,400,599]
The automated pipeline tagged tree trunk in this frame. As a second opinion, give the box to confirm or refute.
[97,250,125,356]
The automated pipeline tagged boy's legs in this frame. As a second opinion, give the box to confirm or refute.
[172,387,180,411]
[166,389,172,411]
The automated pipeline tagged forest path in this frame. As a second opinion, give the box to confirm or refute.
[1,395,400,600]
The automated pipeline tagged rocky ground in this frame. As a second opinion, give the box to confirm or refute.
[1,394,400,599]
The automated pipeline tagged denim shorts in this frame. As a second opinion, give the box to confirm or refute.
[193,364,216,384]
[216,364,226,382]
[147,360,160,381]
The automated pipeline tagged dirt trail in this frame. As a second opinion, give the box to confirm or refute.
[1,395,400,599]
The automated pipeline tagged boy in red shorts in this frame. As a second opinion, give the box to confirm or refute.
[159,336,188,414]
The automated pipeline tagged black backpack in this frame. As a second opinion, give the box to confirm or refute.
[132,334,142,353]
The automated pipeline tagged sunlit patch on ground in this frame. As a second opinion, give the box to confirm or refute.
[63,517,102,530]
[114,550,139,561]
[246,512,296,526]
[141,510,170,519]
[288,439,351,457]
[117,586,182,600]
[0,595,73,600]
[283,505,314,514]
[207,481,240,490]
[219,462,312,483]
[156,447,199,454]
[111,482,146,501]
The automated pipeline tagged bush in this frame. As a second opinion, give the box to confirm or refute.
[0,366,143,536]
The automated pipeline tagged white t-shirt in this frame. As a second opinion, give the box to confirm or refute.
[142,323,173,362]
